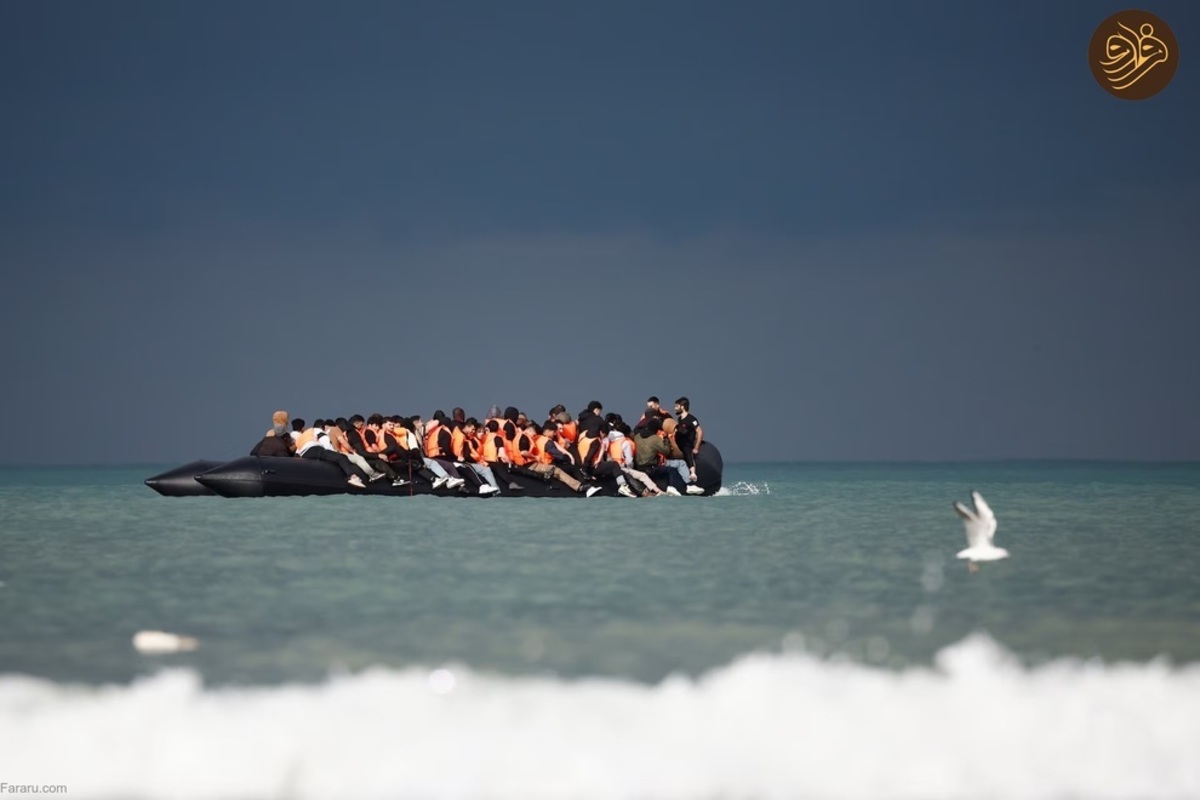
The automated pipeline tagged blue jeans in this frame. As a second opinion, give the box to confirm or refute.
[423,458,450,479]
[461,462,499,489]
[666,458,690,484]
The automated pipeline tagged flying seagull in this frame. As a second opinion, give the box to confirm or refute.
[953,491,1009,562]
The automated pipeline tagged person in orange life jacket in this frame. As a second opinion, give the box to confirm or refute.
[513,421,600,496]
[378,416,440,486]
[452,418,501,494]
[343,415,407,487]
[423,411,467,491]
[480,419,524,491]
[293,420,368,488]
[322,419,387,482]
[548,407,580,464]
[671,397,706,494]
[500,406,523,442]
[608,421,666,497]
[574,403,608,477]
[409,414,465,490]
[583,420,627,485]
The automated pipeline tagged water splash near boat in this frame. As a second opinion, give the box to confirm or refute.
[715,481,771,496]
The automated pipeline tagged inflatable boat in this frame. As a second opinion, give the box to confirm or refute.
[145,443,724,498]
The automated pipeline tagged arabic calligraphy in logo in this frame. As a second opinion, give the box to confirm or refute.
[1089,10,1178,99]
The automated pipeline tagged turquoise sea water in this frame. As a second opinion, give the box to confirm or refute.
[3,462,1200,799]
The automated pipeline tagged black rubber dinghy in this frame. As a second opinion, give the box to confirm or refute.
[146,443,723,499]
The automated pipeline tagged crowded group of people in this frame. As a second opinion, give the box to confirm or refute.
[249,397,708,497]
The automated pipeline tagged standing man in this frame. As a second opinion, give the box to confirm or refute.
[673,396,706,495]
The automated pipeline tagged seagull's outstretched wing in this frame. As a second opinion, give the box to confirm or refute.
[954,491,997,550]
[970,491,997,543]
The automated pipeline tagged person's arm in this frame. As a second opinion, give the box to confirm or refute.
[378,434,401,460]
[348,429,370,456]
[652,436,670,458]
[692,422,704,455]
[494,435,512,464]
[545,439,569,464]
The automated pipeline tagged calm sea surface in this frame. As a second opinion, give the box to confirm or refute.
[3,461,1199,799]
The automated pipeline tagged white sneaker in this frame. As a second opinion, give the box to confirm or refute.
[686,484,705,495]
[432,476,448,490]
[368,472,387,482]
[618,484,636,498]
[665,486,682,496]
[447,477,465,489]
[347,475,366,488]
[479,484,500,495]
[585,486,602,498]
[392,479,409,487]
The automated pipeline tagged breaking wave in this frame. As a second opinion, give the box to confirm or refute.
[3,634,1199,799]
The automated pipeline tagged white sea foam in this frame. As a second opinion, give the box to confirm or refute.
[715,481,771,496]
[3,634,1199,800]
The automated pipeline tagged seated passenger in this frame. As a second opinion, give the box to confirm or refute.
[479,420,523,491]
[515,421,600,497]
[378,417,441,487]
[453,418,501,495]
[324,419,388,483]
[423,412,467,490]
[344,415,407,487]
[608,422,665,497]
[250,427,294,457]
[292,422,368,488]
[633,416,687,496]
[409,414,464,490]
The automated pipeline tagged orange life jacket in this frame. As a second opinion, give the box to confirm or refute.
[608,437,628,466]
[462,432,484,464]
[482,433,503,464]
[577,434,601,468]
[508,433,529,466]
[451,427,467,461]
[424,424,447,458]
[558,420,578,443]
[359,426,382,454]
[532,434,554,465]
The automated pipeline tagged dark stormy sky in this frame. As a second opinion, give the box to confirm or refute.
[1,1,1197,464]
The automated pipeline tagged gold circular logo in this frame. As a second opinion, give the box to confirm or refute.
[1090,10,1178,99]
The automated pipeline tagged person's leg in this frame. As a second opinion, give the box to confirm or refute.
[666,458,690,485]
[347,453,383,480]
[470,463,499,489]
[306,449,364,482]
[556,461,587,482]
[435,459,465,484]
[423,458,449,480]
[366,455,398,480]
[624,467,661,495]
[548,465,583,492]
